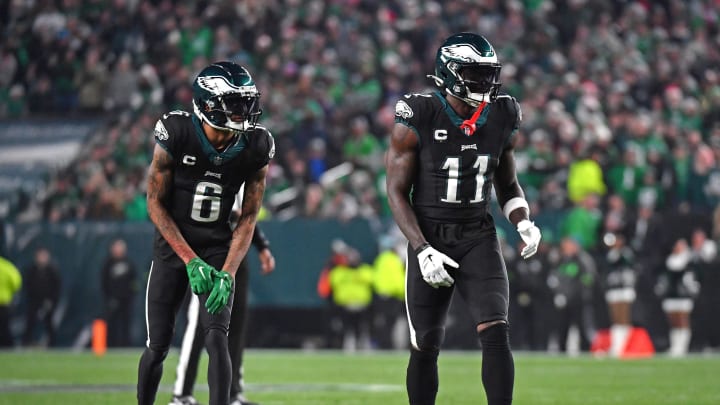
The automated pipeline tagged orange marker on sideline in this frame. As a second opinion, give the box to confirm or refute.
[92,319,107,357]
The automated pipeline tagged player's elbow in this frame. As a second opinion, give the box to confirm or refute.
[146,199,165,222]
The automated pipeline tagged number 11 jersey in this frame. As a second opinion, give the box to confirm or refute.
[394,91,521,223]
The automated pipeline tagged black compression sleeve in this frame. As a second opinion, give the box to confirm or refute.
[251,226,270,251]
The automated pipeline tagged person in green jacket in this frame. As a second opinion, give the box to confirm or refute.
[0,255,22,347]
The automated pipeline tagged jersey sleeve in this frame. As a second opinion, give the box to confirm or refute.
[395,95,428,128]
[247,126,275,170]
[153,111,190,158]
[501,96,522,149]
[512,97,522,132]
[394,94,429,145]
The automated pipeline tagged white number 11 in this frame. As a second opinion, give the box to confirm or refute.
[440,155,489,203]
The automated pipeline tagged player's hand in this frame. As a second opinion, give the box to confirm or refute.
[517,219,541,259]
[206,270,233,314]
[416,244,458,288]
[258,248,276,275]
[186,257,215,295]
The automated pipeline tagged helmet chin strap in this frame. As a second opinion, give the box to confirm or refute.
[426,74,444,87]
[460,101,488,136]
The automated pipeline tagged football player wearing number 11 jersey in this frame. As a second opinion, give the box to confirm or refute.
[137,61,274,405]
[385,33,541,405]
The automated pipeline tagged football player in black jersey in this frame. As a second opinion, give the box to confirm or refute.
[170,224,275,405]
[385,33,542,405]
[137,61,274,405]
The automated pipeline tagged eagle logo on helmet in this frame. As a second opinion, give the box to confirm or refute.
[441,44,495,65]
[196,75,257,97]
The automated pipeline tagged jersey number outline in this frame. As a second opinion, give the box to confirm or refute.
[191,181,223,222]
[440,155,489,204]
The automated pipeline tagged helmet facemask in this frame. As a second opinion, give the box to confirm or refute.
[454,63,502,106]
[194,92,262,133]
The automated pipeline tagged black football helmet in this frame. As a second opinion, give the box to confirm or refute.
[430,33,502,106]
[192,61,262,133]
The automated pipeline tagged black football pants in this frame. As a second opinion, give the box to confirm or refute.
[405,219,512,405]
[137,250,234,405]
[173,257,251,399]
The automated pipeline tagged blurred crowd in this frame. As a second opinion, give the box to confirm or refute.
[2,0,720,353]
[1,0,719,222]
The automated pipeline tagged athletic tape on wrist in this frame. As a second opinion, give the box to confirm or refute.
[503,197,529,220]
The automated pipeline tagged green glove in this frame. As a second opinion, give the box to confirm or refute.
[206,270,234,314]
[186,257,215,295]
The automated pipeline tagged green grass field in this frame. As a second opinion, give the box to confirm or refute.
[0,349,719,404]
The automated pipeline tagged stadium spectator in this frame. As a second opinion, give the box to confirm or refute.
[506,234,553,351]
[317,238,350,349]
[0,0,715,228]
[656,237,699,357]
[100,238,138,347]
[370,233,406,350]
[21,247,61,347]
[600,232,637,358]
[560,193,603,253]
[328,247,374,352]
[547,237,597,355]
[0,255,22,347]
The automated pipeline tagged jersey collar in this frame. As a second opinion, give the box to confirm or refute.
[192,115,247,166]
[433,91,492,129]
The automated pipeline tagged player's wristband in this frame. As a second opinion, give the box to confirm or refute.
[414,243,431,256]
[503,197,530,220]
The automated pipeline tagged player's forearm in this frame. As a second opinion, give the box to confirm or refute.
[388,192,427,251]
[494,146,528,226]
[147,201,196,263]
[223,166,267,276]
[496,183,529,226]
[223,217,257,276]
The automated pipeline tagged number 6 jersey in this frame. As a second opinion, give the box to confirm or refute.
[394,91,521,223]
[152,110,274,257]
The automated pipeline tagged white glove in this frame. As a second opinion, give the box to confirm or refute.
[517,219,541,259]
[416,244,458,288]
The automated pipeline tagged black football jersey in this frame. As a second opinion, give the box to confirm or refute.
[395,91,521,222]
[151,110,274,255]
